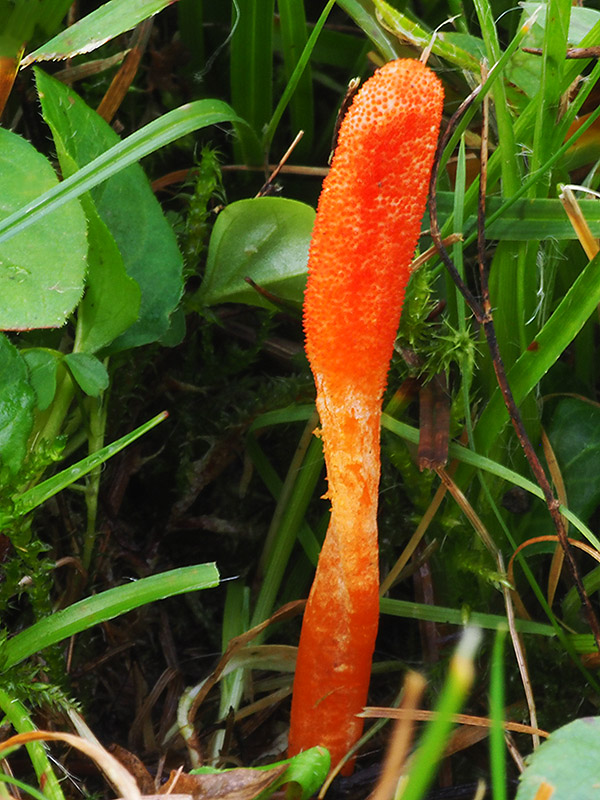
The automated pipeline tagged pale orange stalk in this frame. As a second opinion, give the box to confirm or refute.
[288,58,444,772]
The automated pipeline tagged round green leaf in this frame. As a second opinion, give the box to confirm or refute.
[517,717,600,800]
[63,353,108,397]
[21,349,61,411]
[198,197,315,310]
[0,128,87,331]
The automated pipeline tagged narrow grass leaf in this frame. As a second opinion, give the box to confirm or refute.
[275,0,315,154]
[250,434,324,630]
[489,627,508,800]
[2,563,220,669]
[382,414,600,550]
[473,0,521,195]
[22,0,175,65]
[230,0,274,163]
[398,628,481,800]
[0,690,64,800]
[264,0,335,154]
[11,411,168,520]
[380,599,553,637]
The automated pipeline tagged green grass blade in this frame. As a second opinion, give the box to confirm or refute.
[0,774,54,800]
[212,581,250,758]
[177,0,204,72]
[456,100,600,250]
[250,405,314,430]
[3,563,219,669]
[230,0,274,164]
[398,629,481,800]
[489,627,508,800]
[264,0,335,154]
[474,251,600,456]
[252,406,599,550]
[250,433,324,630]
[472,0,521,196]
[11,411,168,520]
[0,97,254,245]
[436,5,542,209]
[0,691,64,800]
[245,430,321,565]
[529,0,570,188]
[275,0,315,155]
[380,599,553,637]
[441,12,600,238]
[23,0,176,65]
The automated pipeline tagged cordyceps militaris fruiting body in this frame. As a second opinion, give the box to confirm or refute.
[288,59,444,772]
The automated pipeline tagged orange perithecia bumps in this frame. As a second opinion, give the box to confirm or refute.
[288,59,444,773]
[303,58,444,401]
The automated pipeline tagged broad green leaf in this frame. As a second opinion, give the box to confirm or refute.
[0,335,35,475]
[516,717,600,800]
[2,563,220,669]
[36,68,182,350]
[441,32,486,61]
[22,0,176,66]
[0,128,87,330]
[547,398,600,522]
[21,349,60,411]
[63,353,108,397]
[75,198,141,354]
[198,197,315,310]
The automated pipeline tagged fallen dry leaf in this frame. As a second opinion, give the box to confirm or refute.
[159,764,288,800]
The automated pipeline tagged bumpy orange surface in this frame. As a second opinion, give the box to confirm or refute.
[288,59,444,772]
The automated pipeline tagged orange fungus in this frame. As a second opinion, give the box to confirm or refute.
[288,59,444,772]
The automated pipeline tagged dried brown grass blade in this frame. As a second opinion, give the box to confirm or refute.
[368,672,427,800]
[96,19,153,123]
[541,428,569,607]
[0,730,140,800]
[361,707,549,739]
[559,185,599,261]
